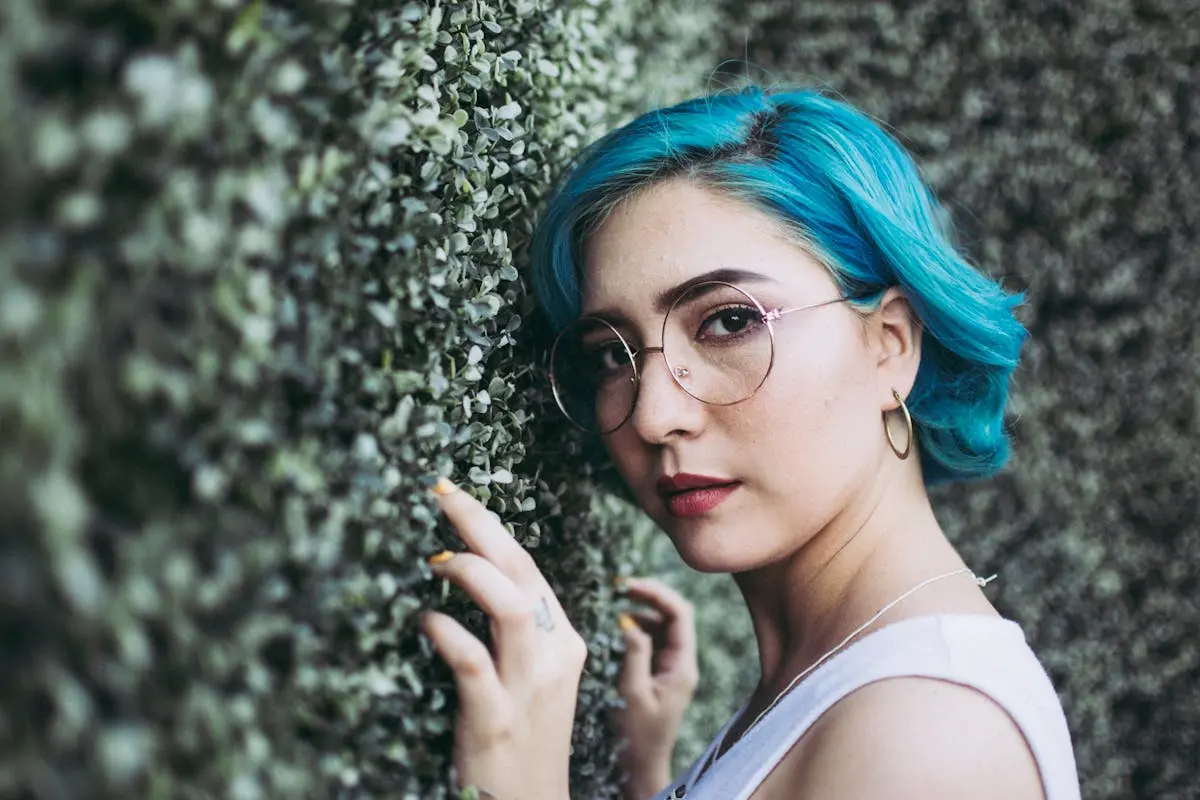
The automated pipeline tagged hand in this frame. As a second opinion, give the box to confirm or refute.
[419,479,588,800]
[610,578,700,797]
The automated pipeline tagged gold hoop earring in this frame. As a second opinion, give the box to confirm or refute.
[885,388,913,460]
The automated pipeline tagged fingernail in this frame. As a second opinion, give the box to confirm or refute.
[428,550,456,565]
[618,613,637,632]
[613,576,627,588]
[430,477,457,495]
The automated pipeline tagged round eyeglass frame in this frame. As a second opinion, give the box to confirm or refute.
[548,280,858,434]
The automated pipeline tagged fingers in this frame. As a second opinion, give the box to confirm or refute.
[430,551,529,622]
[430,478,544,588]
[617,613,656,704]
[430,551,558,679]
[621,577,697,655]
[627,609,665,630]
[420,610,504,707]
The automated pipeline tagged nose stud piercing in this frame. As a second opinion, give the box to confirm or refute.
[674,366,690,378]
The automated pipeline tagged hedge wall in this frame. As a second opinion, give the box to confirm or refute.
[0,1,720,797]
[6,0,1195,798]
[706,1,1199,798]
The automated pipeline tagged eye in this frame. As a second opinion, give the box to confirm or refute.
[584,339,634,378]
[696,305,763,342]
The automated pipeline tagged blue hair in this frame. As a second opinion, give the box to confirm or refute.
[530,86,1026,486]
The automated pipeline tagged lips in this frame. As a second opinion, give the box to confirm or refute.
[656,473,741,518]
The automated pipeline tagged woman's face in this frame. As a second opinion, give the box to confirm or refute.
[580,178,897,573]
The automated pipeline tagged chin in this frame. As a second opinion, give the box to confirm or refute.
[675,539,766,574]
[656,515,767,574]
[675,548,744,574]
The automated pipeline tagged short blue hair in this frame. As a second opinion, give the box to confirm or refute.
[529,86,1026,486]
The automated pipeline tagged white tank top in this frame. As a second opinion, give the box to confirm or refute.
[652,614,1081,800]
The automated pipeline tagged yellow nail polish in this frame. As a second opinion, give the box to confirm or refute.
[618,613,637,632]
[431,477,457,495]
[428,550,456,565]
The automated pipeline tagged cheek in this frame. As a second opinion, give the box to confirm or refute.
[735,336,879,478]
[599,430,653,494]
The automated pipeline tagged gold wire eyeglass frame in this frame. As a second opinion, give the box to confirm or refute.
[548,280,858,434]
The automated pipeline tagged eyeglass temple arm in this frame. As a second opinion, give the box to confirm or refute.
[766,294,859,321]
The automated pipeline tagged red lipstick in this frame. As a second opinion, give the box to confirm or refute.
[656,473,741,518]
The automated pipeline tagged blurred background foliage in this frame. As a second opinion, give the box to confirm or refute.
[0,0,1194,799]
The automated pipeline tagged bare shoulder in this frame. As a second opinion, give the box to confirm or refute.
[750,677,1045,800]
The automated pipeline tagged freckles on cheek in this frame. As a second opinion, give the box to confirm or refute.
[735,376,849,467]
[718,403,774,448]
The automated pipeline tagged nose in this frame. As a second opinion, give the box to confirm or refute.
[627,347,705,442]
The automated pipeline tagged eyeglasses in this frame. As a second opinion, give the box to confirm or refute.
[548,280,857,434]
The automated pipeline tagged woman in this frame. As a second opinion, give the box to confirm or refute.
[418,87,1081,800]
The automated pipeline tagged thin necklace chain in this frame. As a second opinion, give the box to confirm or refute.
[679,566,998,796]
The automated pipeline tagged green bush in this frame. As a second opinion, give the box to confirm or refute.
[7,0,1194,798]
[0,1,720,796]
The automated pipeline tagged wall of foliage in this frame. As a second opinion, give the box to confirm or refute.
[0,0,719,797]
[5,0,1195,798]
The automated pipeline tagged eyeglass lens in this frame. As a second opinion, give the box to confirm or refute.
[550,282,775,433]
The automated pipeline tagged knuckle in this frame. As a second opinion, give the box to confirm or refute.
[566,634,589,666]
[496,550,535,577]
[456,646,494,679]
[677,668,700,690]
[471,706,517,742]
[495,603,536,629]
[442,551,478,576]
[626,628,650,647]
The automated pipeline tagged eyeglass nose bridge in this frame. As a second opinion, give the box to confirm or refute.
[633,346,691,381]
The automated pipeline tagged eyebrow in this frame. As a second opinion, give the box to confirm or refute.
[584,267,776,324]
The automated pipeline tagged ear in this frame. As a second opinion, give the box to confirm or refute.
[870,287,923,410]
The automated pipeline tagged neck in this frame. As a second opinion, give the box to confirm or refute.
[731,461,988,701]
